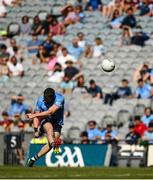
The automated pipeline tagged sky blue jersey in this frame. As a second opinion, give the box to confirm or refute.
[36,92,64,126]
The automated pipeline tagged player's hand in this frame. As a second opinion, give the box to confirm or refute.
[26,113,35,119]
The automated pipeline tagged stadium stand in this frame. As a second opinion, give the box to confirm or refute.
[0,0,153,166]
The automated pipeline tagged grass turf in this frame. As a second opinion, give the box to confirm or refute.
[0,166,153,179]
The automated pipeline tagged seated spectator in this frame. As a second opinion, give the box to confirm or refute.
[0,111,13,132]
[120,27,132,46]
[141,107,153,126]
[67,38,84,61]
[0,0,7,18]
[131,26,150,46]
[101,124,117,141]
[134,116,147,137]
[80,131,89,144]
[88,79,103,99]
[27,34,43,56]
[135,78,153,99]
[125,123,140,145]
[8,94,31,117]
[43,36,55,54]
[48,63,64,83]
[142,122,153,144]
[104,79,132,105]
[7,38,18,57]
[73,75,88,95]
[77,32,87,50]
[87,120,101,142]
[57,47,76,68]
[49,18,65,36]
[138,0,151,16]
[75,5,85,23]
[86,0,102,11]
[134,63,151,82]
[7,56,24,77]
[64,60,80,80]
[42,14,53,35]
[47,51,58,70]
[0,44,10,61]
[92,37,107,58]
[37,45,50,63]
[121,7,136,28]
[0,58,9,83]
[110,9,124,29]
[20,15,31,34]
[31,16,43,35]
[0,31,10,46]
[62,4,77,26]
[60,76,74,94]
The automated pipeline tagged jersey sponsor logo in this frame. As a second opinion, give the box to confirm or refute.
[45,146,84,167]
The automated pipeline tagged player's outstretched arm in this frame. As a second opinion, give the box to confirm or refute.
[27,105,59,119]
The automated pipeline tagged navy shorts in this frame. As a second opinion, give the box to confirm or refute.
[40,118,62,134]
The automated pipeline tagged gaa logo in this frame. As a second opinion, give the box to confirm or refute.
[45,146,85,167]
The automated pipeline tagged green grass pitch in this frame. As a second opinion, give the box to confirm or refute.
[0,166,153,179]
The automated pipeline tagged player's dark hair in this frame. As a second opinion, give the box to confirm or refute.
[44,88,55,99]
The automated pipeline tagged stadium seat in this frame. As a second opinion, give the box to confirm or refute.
[7,22,20,36]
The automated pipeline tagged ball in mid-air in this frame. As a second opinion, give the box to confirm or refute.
[99,58,115,72]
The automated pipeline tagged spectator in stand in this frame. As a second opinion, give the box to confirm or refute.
[110,9,124,29]
[120,27,132,46]
[141,107,153,126]
[37,45,50,63]
[104,79,132,105]
[88,79,103,99]
[47,51,58,71]
[62,4,77,26]
[27,34,43,56]
[7,56,24,77]
[0,31,10,46]
[86,0,102,11]
[8,94,31,117]
[0,111,13,132]
[67,38,84,62]
[20,15,31,34]
[73,75,88,95]
[49,18,65,36]
[42,14,53,35]
[48,63,64,83]
[57,47,76,68]
[135,78,153,99]
[92,37,107,58]
[125,123,140,145]
[87,120,101,142]
[0,58,9,83]
[31,16,43,35]
[0,44,10,61]
[43,35,55,54]
[134,116,147,137]
[0,0,7,18]
[138,0,151,16]
[80,131,89,144]
[75,5,85,23]
[121,7,136,28]
[77,32,87,51]
[7,38,18,57]
[131,26,150,46]
[101,124,117,141]
[64,60,80,80]
[142,122,153,144]
[60,75,74,94]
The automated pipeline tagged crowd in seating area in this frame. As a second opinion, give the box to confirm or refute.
[0,0,153,151]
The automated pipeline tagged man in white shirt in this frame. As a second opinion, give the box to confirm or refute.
[7,56,24,77]
[77,32,87,50]
[57,47,76,68]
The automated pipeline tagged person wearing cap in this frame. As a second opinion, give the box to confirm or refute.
[142,122,153,144]
[101,124,117,141]
[8,94,31,117]
[125,123,140,145]
[88,79,103,99]
[134,116,148,137]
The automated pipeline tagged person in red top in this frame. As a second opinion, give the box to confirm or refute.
[134,116,148,137]
[0,111,13,132]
